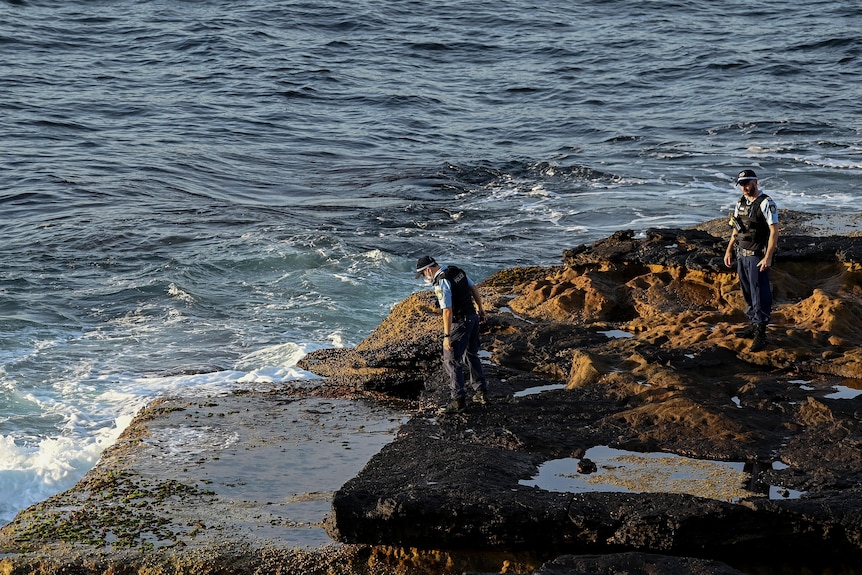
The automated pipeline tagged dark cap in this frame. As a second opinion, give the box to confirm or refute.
[415,255,436,276]
[736,169,758,185]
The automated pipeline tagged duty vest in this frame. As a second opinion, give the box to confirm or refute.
[735,194,771,251]
[434,265,475,317]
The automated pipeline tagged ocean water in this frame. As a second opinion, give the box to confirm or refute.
[2,0,861,527]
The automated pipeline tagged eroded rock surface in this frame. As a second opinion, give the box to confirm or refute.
[302,212,862,573]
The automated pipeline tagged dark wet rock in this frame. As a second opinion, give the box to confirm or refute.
[499,552,749,575]
[298,290,442,398]
[324,370,862,566]
[563,226,862,273]
[310,212,862,573]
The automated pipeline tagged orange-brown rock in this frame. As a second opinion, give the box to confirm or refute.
[303,211,862,574]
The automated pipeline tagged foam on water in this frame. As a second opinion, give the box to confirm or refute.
[0,412,128,526]
[0,342,323,526]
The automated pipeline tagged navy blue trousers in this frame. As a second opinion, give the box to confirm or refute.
[443,313,487,400]
[737,254,772,324]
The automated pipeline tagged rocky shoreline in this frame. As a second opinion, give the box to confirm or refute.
[2,211,861,575]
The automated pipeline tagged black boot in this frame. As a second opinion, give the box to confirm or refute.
[443,397,466,413]
[749,323,768,352]
[472,390,488,405]
[735,323,758,338]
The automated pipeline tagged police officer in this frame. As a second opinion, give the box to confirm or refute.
[416,256,488,412]
[723,169,779,352]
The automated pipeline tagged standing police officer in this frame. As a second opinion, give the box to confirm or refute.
[416,256,488,412]
[723,169,779,352]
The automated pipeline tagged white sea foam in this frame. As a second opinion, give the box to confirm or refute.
[0,342,323,526]
[0,417,123,526]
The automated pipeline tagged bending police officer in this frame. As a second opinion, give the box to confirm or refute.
[416,256,488,412]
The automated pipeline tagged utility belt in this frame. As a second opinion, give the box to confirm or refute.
[738,248,763,258]
[452,311,476,322]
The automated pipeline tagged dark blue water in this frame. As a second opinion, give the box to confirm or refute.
[1,0,861,526]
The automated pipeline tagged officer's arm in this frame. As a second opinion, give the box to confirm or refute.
[724,233,737,268]
[442,307,453,338]
[471,285,486,320]
[761,223,779,270]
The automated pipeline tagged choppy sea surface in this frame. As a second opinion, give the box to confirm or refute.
[2,0,861,527]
